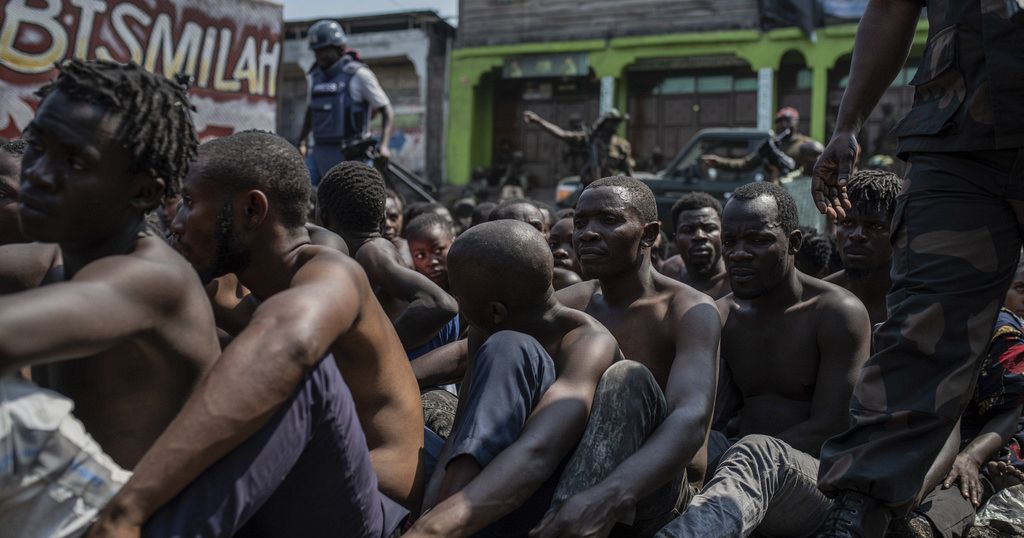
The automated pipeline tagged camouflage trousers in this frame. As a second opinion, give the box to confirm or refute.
[818,148,1024,515]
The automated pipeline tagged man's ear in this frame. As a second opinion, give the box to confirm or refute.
[489,301,509,326]
[640,220,661,248]
[241,189,269,229]
[788,227,804,255]
[130,174,166,212]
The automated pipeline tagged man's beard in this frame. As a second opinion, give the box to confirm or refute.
[198,202,250,284]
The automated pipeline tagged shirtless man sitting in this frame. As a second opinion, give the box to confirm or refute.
[407,220,619,537]
[660,192,731,299]
[657,181,871,537]
[535,177,719,537]
[91,131,421,537]
[317,161,459,351]
[824,169,902,326]
[0,60,219,536]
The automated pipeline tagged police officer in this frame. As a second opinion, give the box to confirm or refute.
[812,0,1024,536]
[298,20,394,186]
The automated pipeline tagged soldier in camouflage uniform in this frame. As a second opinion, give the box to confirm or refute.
[523,108,635,185]
[811,0,1024,536]
[702,107,820,179]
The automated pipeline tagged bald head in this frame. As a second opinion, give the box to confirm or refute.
[489,199,546,233]
[448,220,553,309]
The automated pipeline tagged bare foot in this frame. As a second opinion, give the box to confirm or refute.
[986,461,1024,492]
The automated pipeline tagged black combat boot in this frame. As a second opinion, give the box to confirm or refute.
[817,490,891,538]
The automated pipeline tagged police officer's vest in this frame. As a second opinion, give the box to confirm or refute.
[308,56,369,145]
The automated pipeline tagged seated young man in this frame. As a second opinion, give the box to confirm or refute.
[317,162,459,352]
[657,182,872,537]
[548,213,584,290]
[661,192,731,299]
[824,169,902,326]
[407,220,619,537]
[91,131,421,537]
[536,177,719,537]
[0,60,220,536]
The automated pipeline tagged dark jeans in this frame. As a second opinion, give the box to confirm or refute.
[819,148,1024,514]
[552,360,690,538]
[145,356,407,538]
[444,330,561,538]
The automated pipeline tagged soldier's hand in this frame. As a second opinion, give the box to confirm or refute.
[523,111,539,124]
[378,144,392,160]
[298,140,308,157]
[700,155,720,168]
[811,131,857,219]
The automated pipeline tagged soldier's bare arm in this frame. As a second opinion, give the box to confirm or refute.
[813,0,922,218]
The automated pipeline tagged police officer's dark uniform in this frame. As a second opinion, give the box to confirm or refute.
[301,20,392,186]
[816,0,1024,534]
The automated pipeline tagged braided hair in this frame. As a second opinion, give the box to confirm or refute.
[846,169,901,220]
[36,59,197,202]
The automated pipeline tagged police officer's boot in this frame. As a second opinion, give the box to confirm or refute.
[817,490,890,538]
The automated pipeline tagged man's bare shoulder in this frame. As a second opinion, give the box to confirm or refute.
[0,242,61,293]
[654,271,716,311]
[298,243,368,283]
[306,223,350,256]
[823,270,846,286]
[799,272,868,320]
[661,255,684,279]
[555,279,601,310]
[560,308,622,366]
[77,234,203,304]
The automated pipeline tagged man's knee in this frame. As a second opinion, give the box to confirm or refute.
[725,434,789,462]
[599,359,657,391]
[476,330,547,368]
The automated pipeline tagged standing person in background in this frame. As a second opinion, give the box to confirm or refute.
[812,0,1024,534]
[702,108,819,178]
[297,20,394,186]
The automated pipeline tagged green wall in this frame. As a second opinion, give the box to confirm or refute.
[446,23,929,185]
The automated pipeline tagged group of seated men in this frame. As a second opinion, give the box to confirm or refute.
[1,59,1022,538]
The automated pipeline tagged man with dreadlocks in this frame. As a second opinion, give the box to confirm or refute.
[0,59,219,536]
[825,169,902,326]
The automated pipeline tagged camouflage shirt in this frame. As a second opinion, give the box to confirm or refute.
[894,0,1024,155]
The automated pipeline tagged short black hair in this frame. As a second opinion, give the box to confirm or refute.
[37,59,197,202]
[448,220,553,306]
[197,131,311,228]
[405,213,455,240]
[490,199,542,220]
[471,201,496,228]
[583,176,658,223]
[671,192,722,230]
[405,202,451,227]
[846,169,901,220]
[728,182,799,234]
[318,161,386,234]
[1,139,26,157]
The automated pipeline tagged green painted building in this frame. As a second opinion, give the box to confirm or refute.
[445,1,929,186]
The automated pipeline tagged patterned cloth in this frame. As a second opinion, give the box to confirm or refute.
[962,308,1024,444]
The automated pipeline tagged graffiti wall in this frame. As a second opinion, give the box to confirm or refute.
[0,0,283,140]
